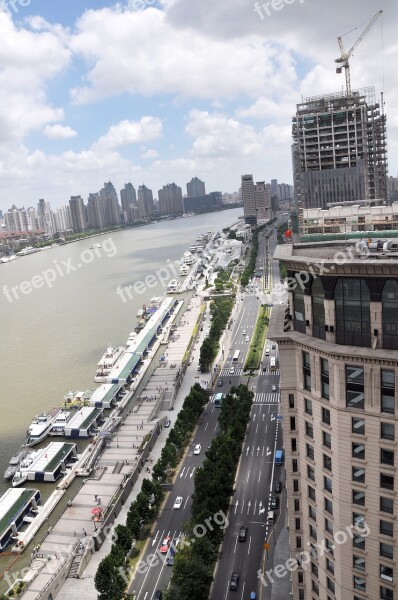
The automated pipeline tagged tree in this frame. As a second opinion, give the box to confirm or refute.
[126,504,142,539]
[113,524,133,553]
[199,337,215,372]
[95,555,126,600]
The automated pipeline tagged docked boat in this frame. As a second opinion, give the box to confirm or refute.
[1,255,19,264]
[136,307,146,318]
[179,264,190,276]
[196,234,205,242]
[189,244,197,252]
[181,252,195,265]
[12,451,40,487]
[50,409,73,435]
[95,346,125,382]
[64,390,92,410]
[26,410,60,447]
[166,279,180,293]
[196,245,204,253]
[4,448,29,480]
[126,330,138,345]
[149,296,165,309]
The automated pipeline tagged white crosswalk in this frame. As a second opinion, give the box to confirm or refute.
[254,392,279,404]
[220,367,243,376]
[260,368,280,375]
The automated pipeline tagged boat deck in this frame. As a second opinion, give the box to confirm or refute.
[30,443,77,474]
[0,489,38,539]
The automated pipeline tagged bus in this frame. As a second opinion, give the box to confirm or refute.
[214,393,224,408]
[275,450,284,465]
[232,350,240,364]
[270,356,276,370]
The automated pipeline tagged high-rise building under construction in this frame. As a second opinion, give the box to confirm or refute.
[292,87,387,209]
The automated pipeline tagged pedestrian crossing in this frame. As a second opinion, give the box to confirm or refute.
[253,392,279,404]
[260,368,280,375]
[219,367,243,376]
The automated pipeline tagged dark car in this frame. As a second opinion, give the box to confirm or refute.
[217,379,223,387]
[154,591,163,600]
[230,573,240,591]
[272,344,276,349]
[166,554,174,566]
[238,526,248,542]
[274,481,282,493]
[270,496,280,510]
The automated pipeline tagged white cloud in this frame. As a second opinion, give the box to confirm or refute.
[93,117,163,151]
[141,148,159,159]
[44,124,78,140]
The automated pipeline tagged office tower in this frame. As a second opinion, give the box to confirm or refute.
[99,181,120,226]
[87,193,105,229]
[254,181,272,221]
[4,205,30,233]
[292,87,387,209]
[158,183,183,215]
[54,205,72,233]
[120,183,137,223]
[268,239,397,600]
[37,199,55,235]
[242,174,256,225]
[186,177,206,198]
[69,195,86,232]
[137,184,154,218]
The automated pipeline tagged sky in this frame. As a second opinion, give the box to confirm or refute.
[0,0,397,210]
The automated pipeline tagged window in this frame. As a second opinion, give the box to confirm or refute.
[381,370,395,414]
[352,417,365,435]
[307,443,314,460]
[323,453,332,471]
[295,518,301,531]
[309,505,316,521]
[324,476,333,493]
[325,498,333,515]
[290,416,296,431]
[381,448,394,466]
[293,479,299,492]
[326,558,334,575]
[292,438,297,452]
[346,366,365,409]
[380,496,394,514]
[321,358,329,398]
[303,352,312,391]
[323,431,332,448]
[352,466,365,484]
[380,565,393,583]
[306,421,314,438]
[307,465,315,481]
[299,591,305,600]
[353,534,365,550]
[308,486,316,501]
[380,542,393,559]
[353,576,366,593]
[305,397,313,415]
[380,585,394,600]
[335,278,371,347]
[293,285,306,333]
[353,490,365,506]
[292,459,298,472]
[382,279,398,350]
[352,443,365,460]
[311,562,318,577]
[353,555,366,572]
[298,570,304,584]
[296,536,302,549]
[327,577,335,593]
[325,537,334,555]
[289,393,295,408]
[312,279,326,340]
[294,499,300,512]
[322,407,331,425]
[381,422,395,441]
[325,518,333,535]
[312,580,319,596]
[380,520,393,537]
[380,473,394,490]
[353,513,365,528]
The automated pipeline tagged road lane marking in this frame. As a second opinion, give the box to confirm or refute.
[234,535,238,554]
[258,470,261,483]
[246,469,251,484]
[234,500,238,514]
[248,536,252,555]
[179,468,185,478]
[183,496,189,509]
[247,500,251,514]
[190,467,195,478]
[204,422,208,430]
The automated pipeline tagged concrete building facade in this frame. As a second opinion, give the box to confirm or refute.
[300,203,398,236]
[158,182,183,215]
[186,176,206,197]
[268,240,397,600]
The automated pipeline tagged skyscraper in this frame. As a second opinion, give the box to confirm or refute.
[292,87,387,209]
[241,174,256,225]
[268,239,398,600]
[158,183,183,215]
[100,182,120,226]
[87,193,105,229]
[37,199,55,235]
[186,177,206,197]
[4,205,30,233]
[69,195,86,232]
[254,181,271,221]
[120,183,137,223]
[137,184,154,218]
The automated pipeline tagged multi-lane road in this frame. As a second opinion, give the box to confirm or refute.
[127,221,286,600]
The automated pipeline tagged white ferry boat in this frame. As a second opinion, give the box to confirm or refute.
[196,245,204,253]
[149,296,165,308]
[196,234,205,242]
[179,264,190,276]
[4,448,29,480]
[26,410,60,447]
[12,451,40,486]
[50,410,72,435]
[95,346,125,382]
[189,244,197,252]
[181,252,195,265]
[126,330,138,345]
[166,279,180,293]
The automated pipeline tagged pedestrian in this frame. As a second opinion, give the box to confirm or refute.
[83,528,86,536]
[74,531,76,536]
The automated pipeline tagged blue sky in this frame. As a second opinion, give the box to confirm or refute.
[0,0,396,210]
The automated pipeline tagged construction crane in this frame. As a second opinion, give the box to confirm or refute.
[335,10,382,97]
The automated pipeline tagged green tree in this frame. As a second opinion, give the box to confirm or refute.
[95,555,126,600]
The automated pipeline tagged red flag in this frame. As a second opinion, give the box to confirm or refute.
[285,229,292,238]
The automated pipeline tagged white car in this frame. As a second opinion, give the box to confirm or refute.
[272,385,277,392]
[242,330,246,335]
[173,496,183,509]
[246,335,250,342]
[193,444,201,455]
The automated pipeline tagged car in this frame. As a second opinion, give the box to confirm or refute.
[229,572,240,591]
[160,537,171,553]
[197,365,201,372]
[274,481,282,493]
[270,496,280,510]
[193,444,201,455]
[173,496,183,510]
[154,591,163,600]
[271,385,277,392]
[217,379,223,387]
[265,348,270,355]
[230,367,235,375]
[242,330,246,335]
[246,335,250,342]
[272,344,276,349]
[238,526,248,542]
[166,552,175,566]
[267,510,275,522]
[164,419,171,428]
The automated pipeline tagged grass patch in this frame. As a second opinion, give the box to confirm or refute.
[244,306,269,371]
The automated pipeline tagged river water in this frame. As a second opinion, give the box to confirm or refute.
[0,209,240,495]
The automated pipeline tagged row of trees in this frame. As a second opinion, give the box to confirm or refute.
[240,229,258,286]
[244,306,270,371]
[166,384,253,600]
[199,296,234,372]
[94,383,208,600]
